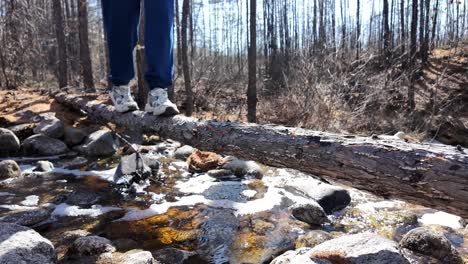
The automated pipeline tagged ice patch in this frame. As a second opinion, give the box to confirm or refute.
[0,192,14,196]
[21,165,117,182]
[20,195,39,206]
[52,203,121,217]
[355,200,405,213]
[419,211,464,229]
[0,204,37,211]
[241,190,257,198]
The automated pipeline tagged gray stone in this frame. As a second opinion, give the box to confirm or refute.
[22,134,68,156]
[399,227,463,264]
[76,130,117,157]
[65,191,101,207]
[0,160,21,180]
[0,223,56,264]
[222,157,263,177]
[33,160,55,172]
[311,185,351,214]
[0,128,20,156]
[290,202,328,226]
[115,250,155,264]
[271,248,331,264]
[309,232,410,264]
[153,247,196,264]
[207,169,233,178]
[114,153,160,185]
[295,230,333,248]
[64,127,87,146]
[173,145,196,160]
[0,209,50,226]
[72,235,116,256]
[33,117,65,138]
[61,229,91,243]
[7,123,35,140]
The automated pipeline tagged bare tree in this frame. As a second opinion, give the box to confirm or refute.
[181,0,193,116]
[77,0,94,91]
[52,0,68,88]
[247,0,257,123]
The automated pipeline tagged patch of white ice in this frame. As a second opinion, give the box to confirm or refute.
[355,200,406,213]
[20,195,39,206]
[419,211,464,229]
[52,203,121,217]
[0,204,37,211]
[241,190,257,198]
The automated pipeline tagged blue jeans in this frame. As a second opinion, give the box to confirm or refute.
[102,0,174,89]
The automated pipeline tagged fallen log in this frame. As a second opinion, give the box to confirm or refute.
[55,93,468,218]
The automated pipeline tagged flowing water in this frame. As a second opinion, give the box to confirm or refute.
[0,140,466,263]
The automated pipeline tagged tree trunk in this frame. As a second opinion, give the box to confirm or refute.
[136,1,149,108]
[383,0,391,63]
[400,0,406,56]
[356,0,360,60]
[430,0,439,49]
[247,0,257,123]
[77,0,94,91]
[52,0,68,88]
[55,92,468,219]
[408,0,418,111]
[181,0,193,116]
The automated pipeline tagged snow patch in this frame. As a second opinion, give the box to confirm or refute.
[20,195,39,206]
[419,211,464,229]
[52,203,121,217]
[241,190,257,198]
[0,204,37,211]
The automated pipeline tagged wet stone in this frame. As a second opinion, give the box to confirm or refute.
[312,186,351,214]
[71,235,116,256]
[65,191,101,207]
[64,127,87,147]
[0,160,21,180]
[33,160,55,172]
[114,153,160,185]
[57,156,88,169]
[0,208,51,226]
[0,128,21,156]
[115,250,155,264]
[61,229,91,244]
[202,182,248,202]
[222,157,263,177]
[7,123,35,140]
[295,230,333,248]
[399,227,464,264]
[290,202,328,226]
[22,134,68,156]
[207,169,233,178]
[0,223,56,264]
[153,247,196,264]
[33,117,65,139]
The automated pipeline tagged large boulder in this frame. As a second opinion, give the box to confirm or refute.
[64,127,87,147]
[399,227,463,264]
[114,153,160,185]
[290,202,328,226]
[0,128,20,156]
[72,235,116,256]
[33,117,65,139]
[308,232,409,264]
[222,157,263,177]
[7,123,35,140]
[0,223,56,264]
[271,248,329,264]
[22,134,68,156]
[0,208,51,226]
[75,130,117,157]
[0,160,21,180]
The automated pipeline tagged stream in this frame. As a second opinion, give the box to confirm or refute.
[0,139,467,263]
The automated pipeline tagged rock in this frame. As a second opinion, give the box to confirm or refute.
[0,223,56,264]
[61,229,91,243]
[75,130,117,157]
[65,191,101,206]
[290,202,328,226]
[7,123,35,140]
[115,250,155,264]
[222,157,263,177]
[399,227,463,264]
[271,248,330,264]
[112,238,139,252]
[22,134,68,156]
[187,150,223,172]
[311,185,351,214]
[72,235,116,256]
[33,117,65,138]
[0,209,50,226]
[114,153,160,185]
[33,160,55,172]
[295,230,333,248]
[0,128,20,156]
[64,127,87,146]
[58,156,88,169]
[153,247,196,264]
[207,169,233,178]
[173,145,196,160]
[0,160,21,180]
[435,116,468,147]
[309,232,409,264]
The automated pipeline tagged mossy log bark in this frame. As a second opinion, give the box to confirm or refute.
[55,93,468,218]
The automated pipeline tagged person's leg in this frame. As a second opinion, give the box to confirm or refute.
[102,0,141,87]
[144,0,174,89]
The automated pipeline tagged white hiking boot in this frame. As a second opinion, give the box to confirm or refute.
[109,85,139,113]
[145,88,180,116]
